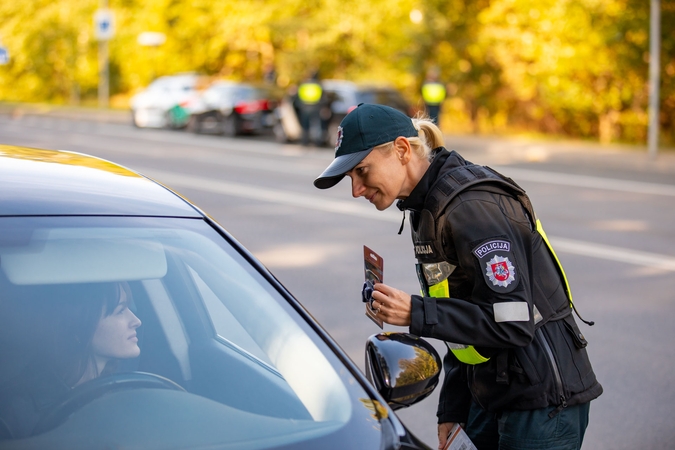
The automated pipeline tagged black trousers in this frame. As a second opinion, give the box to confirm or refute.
[425,104,441,124]
[465,401,591,450]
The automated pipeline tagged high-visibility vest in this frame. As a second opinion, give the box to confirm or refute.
[418,262,490,365]
[421,82,446,105]
[298,82,322,105]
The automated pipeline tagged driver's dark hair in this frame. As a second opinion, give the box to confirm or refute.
[26,282,132,386]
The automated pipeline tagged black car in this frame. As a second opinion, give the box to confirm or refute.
[186,81,279,136]
[0,145,440,449]
[322,79,413,121]
[274,80,413,146]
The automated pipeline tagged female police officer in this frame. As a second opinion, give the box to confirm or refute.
[313,104,602,450]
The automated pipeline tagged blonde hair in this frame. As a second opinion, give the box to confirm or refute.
[373,114,444,161]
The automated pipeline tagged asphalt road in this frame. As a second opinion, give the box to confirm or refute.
[1,112,675,449]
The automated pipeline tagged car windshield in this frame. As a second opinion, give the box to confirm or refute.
[0,216,382,448]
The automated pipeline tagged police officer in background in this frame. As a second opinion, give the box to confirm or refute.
[313,104,602,450]
[294,72,324,146]
[422,67,447,125]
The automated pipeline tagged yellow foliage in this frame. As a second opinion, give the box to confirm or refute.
[0,0,673,144]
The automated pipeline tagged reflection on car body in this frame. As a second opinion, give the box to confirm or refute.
[0,145,438,450]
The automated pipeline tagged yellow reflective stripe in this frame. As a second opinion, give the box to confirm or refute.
[536,219,573,307]
[298,83,322,104]
[451,345,490,364]
[428,279,449,298]
[428,279,489,365]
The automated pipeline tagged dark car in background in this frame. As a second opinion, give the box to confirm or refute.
[323,79,414,145]
[274,79,413,146]
[0,145,440,450]
[322,79,413,122]
[186,81,279,136]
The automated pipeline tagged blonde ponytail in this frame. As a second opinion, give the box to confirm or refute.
[409,116,445,161]
[372,114,445,162]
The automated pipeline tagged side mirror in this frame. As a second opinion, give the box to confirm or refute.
[365,332,442,410]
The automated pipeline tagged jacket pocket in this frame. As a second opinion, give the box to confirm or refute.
[512,346,541,386]
[543,317,596,394]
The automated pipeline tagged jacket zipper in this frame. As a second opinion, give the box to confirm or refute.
[536,328,567,418]
[467,366,487,411]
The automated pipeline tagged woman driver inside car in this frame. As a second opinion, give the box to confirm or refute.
[0,281,142,439]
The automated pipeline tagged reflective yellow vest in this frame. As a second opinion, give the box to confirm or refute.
[420,262,491,365]
[298,82,322,105]
[422,82,446,105]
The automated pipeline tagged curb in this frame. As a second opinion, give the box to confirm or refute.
[0,103,130,124]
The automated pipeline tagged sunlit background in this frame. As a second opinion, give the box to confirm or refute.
[0,1,673,142]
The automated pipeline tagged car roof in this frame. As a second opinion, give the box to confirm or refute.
[321,79,358,90]
[207,81,258,92]
[0,145,202,218]
[210,80,253,87]
[321,79,400,91]
[152,73,199,84]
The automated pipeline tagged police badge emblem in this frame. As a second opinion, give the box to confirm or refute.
[472,238,519,293]
[485,255,515,288]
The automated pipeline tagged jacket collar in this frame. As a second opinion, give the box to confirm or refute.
[397,147,471,212]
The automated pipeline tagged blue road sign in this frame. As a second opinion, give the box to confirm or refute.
[94,9,115,41]
[0,46,8,65]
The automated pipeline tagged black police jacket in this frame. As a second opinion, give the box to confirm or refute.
[397,148,603,424]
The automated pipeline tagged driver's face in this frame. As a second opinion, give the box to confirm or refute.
[91,288,142,361]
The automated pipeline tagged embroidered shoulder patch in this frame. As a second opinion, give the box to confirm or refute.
[472,239,510,258]
[472,239,518,293]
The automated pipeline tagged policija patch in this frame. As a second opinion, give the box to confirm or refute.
[472,239,518,293]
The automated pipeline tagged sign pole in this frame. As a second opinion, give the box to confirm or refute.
[99,36,109,108]
[95,0,114,108]
[648,0,661,159]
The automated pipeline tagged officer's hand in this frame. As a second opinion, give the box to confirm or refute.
[437,422,456,450]
[370,283,412,326]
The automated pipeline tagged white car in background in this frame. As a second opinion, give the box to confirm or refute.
[130,74,204,129]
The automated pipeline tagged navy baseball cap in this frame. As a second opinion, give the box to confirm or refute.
[313,103,418,189]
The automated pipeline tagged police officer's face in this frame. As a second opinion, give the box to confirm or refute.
[347,145,408,211]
